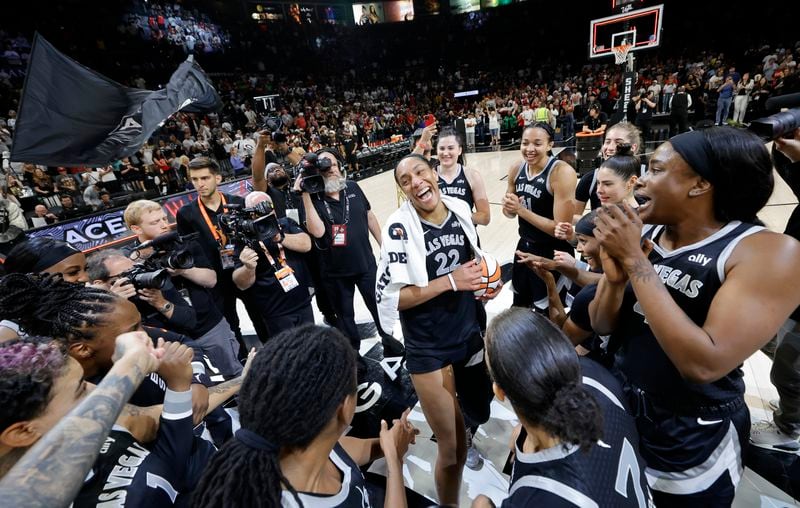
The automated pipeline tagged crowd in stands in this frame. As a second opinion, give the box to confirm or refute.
[1,8,799,230]
[121,0,231,54]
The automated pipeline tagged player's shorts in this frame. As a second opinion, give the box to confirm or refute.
[405,331,483,375]
[625,384,749,506]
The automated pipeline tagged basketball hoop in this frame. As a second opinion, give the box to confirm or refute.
[613,43,632,65]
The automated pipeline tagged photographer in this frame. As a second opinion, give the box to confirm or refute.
[231,192,315,337]
[122,199,243,378]
[296,149,403,356]
[750,116,800,452]
[86,249,198,337]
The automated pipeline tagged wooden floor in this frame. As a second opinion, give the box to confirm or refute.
[238,145,800,506]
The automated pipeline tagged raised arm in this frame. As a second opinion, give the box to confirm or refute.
[596,205,800,382]
[0,332,162,506]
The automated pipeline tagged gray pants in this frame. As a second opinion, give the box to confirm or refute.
[772,318,800,438]
[193,317,242,379]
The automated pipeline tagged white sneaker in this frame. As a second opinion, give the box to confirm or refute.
[465,429,484,470]
[750,420,800,453]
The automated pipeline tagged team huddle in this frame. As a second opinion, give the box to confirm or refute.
[0,121,799,508]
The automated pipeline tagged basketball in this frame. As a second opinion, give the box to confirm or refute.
[474,252,502,297]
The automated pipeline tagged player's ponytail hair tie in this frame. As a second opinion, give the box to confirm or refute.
[235,428,279,452]
[669,130,717,184]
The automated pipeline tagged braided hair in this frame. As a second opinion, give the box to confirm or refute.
[486,308,603,451]
[193,324,357,508]
[0,273,115,343]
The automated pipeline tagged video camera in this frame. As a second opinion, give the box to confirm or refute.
[219,201,281,250]
[124,231,199,290]
[131,231,196,270]
[749,92,800,141]
[297,152,332,194]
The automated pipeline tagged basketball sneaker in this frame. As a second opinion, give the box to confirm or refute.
[465,428,484,470]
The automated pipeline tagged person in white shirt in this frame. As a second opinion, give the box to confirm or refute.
[464,113,477,149]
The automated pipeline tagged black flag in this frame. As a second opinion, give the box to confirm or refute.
[10,33,221,167]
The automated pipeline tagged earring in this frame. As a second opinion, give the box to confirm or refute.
[689,189,702,196]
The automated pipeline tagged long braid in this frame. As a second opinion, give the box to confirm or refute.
[0,273,115,342]
[193,324,357,508]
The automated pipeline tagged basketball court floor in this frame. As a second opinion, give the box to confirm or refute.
[237,147,800,506]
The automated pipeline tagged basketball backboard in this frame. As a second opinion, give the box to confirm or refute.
[589,4,663,59]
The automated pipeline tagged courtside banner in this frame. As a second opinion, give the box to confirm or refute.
[22,178,252,254]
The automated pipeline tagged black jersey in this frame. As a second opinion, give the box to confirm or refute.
[281,443,372,507]
[399,211,479,356]
[503,357,652,508]
[575,169,602,211]
[514,157,561,245]
[612,221,764,411]
[75,390,198,508]
[438,164,475,210]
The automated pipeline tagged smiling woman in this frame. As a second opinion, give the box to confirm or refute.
[504,123,576,311]
[589,127,800,506]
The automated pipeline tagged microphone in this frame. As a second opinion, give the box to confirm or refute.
[133,231,179,251]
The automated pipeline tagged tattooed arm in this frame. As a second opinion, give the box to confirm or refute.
[0,332,162,507]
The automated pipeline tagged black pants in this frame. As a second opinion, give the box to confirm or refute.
[772,319,800,438]
[264,305,315,339]
[324,269,390,350]
[670,112,690,136]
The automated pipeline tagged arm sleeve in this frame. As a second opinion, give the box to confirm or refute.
[151,389,195,490]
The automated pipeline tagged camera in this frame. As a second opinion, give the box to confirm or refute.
[219,201,282,249]
[121,264,169,290]
[749,92,800,141]
[298,152,331,194]
[131,231,196,270]
[749,108,800,141]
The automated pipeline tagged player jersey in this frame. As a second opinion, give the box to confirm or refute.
[575,169,602,211]
[612,221,764,412]
[438,164,475,210]
[74,390,197,508]
[281,443,372,507]
[399,211,479,356]
[503,357,652,508]
[514,157,560,245]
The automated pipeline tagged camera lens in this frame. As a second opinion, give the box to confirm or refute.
[131,269,168,289]
[166,250,194,270]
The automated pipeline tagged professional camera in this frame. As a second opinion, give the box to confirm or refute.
[131,231,196,270]
[749,92,800,141]
[120,264,169,290]
[298,152,331,194]
[749,109,800,141]
[218,201,281,249]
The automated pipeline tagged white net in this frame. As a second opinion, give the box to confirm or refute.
[613,44,632,65]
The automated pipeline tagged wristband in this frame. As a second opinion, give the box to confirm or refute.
[447,273,458,292]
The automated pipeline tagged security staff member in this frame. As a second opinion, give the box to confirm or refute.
[232,192,315,337]
[296,148,402,355]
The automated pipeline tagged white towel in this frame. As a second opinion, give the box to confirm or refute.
[375,195,483,335]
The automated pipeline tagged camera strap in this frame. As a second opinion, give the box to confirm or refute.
[262,243,299,292]
[322,189,350,226]
[198,192,229,247]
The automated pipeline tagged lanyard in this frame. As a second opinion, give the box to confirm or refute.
[323,190,350,225]
[261,243,287,272]
[198,193,228,246]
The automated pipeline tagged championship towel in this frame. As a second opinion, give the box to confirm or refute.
[376,195,483,334]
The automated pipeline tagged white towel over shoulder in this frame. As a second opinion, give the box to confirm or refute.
[375,195,483,335]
